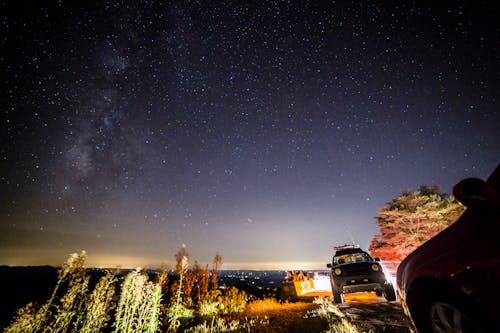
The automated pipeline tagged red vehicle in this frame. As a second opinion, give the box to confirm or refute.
[397,164,500,332]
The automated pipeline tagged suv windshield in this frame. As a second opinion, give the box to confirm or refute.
[333,252,373,265]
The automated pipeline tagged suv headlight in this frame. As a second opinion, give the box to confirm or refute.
[334,268,342,275]
[371,264,380,271]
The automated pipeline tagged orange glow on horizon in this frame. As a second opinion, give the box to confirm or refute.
[1,249,329,271]
[88,258,328,271]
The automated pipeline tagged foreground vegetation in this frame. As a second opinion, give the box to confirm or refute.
[4,248,362,333]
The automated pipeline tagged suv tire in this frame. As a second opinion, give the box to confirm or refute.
[384,283,396,301]
[332,290,343,304]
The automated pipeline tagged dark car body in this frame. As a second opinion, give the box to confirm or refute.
[327,245,395,303]
[397,164,500,332]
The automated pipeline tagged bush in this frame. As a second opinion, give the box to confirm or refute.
[218,287,247,314]
[198,299,219,318]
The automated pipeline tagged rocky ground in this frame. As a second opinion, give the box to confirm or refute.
[246,292,411,332]
[339,293,411,332]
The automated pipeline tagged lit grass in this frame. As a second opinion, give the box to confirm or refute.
[75,272,116,333]
[311,297,372,333]
[4,251,90,333]
[3,247,276,333]
[112,269,162,333]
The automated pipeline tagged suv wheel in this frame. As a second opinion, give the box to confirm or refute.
[332,290,343,303]
[384,284,396,302]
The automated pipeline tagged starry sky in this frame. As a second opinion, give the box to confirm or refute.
[1,1,499,269]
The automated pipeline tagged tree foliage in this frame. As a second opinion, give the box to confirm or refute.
[369,185,466,261]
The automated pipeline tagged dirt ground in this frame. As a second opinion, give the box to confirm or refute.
[339,293,411,332]
[246,292,411,332]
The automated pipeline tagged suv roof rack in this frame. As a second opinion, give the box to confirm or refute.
[333,244,360,251]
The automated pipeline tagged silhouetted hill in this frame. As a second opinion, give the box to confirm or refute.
[0,265,58,329]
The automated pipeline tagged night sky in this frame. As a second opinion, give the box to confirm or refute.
[1,1,499,269]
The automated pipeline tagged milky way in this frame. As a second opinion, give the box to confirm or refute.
[1,1,499,268]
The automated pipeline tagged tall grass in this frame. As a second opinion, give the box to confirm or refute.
[185,317,269,333]
[75,272,116,333]
[312,297,363,333]
[50,270,89,332]
[5,247,364,333]
[4,251,90,333]
[112,269,162,333]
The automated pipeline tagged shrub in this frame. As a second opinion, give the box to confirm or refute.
[218,287,247,314]
[164,302,195,332]
[198,299,219,318]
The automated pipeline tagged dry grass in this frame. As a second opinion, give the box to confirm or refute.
[2,249,380,333]
[247,299,312,313]
[245,299,328,333]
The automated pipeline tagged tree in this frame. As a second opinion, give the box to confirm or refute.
[369,185,465,261]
